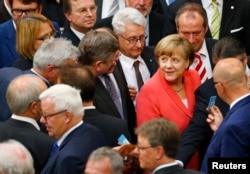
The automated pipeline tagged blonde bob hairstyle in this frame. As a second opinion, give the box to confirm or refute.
[154,34,195,67]
[16,14,55,60]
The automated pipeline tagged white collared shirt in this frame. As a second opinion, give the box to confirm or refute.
[4,0,12,16]
[189,40,213,79]
[119,54,150,92]
[201,0,223,30]
[145,16,149,46]
[230,93,250,110]
[70,26,85,40]
[101,0,125,19]
[57,120,83,146]
[31,68,50,86]
[11,114,40,130]
[152,160,182,174]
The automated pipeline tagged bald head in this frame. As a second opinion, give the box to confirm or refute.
[7,74,47,115]
[213,58,246,88]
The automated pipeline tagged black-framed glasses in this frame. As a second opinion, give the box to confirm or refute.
[118,33,148,45]
[11,7,38,16]
[41,110,67,121]
[36,31,56,42]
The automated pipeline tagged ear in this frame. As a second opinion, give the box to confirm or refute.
[94,60,103,73]
[29,101,40,114]
[65,13,72,22]
[38,5,43,13]
[204,24,209,34]
[65,111,72,124]
[242,54,248,66]
[155,146,165,160]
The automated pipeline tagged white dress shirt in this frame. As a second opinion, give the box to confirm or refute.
[101,0,125,19]
[119,54,150,92]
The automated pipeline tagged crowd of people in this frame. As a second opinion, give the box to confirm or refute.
[0,0,250,173]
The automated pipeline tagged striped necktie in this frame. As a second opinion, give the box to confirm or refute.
[194,53,208,83]
[211,0,220,39]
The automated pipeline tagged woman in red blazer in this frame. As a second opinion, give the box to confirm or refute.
[136,34,201,170]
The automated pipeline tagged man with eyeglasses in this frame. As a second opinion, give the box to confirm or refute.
[39,84,107,174]
[112,8,158,99]
[0,0,60,68]
[95,0,168,46]
[134,118,203,174]
[62,0,97,46]
[0,74,55,173]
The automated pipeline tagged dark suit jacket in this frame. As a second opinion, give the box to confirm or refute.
[177,78,229,168]
[167,0,250,54]
[61,22,80,46]
[0,0,11,24]
[204,38,217,69]
[83,108,131,147]
[201,95,250,173]
[42,0,66,27]
[94,61,137,142]
[0,20,60,68]
[41,123,107,174]
[94,12,168,46]
[177,59,250,168]
[154,164,204,174]
[152,0,169,16]
[12,55,33,70]
[95,0,102,23]
[141,46,158,76]
[0,119,55,173]
[0,67,23,121]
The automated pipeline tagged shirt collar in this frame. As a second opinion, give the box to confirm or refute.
[119,53,145,69]
[57,120,83,146]
[11,114,40,130]
[230,93,250,109]
[197,40,207,58]
[70,26,86,40]
[152,161,181,174]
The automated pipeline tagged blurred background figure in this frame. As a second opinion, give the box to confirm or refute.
[136,34,200,169]
[12,13,56,70]
[85,147,123,174]
[0,139,35,174]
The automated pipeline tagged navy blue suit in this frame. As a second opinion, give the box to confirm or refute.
[154,164,204,174]
[0,20,60,68]
[201,95,250,173]
[61,22,80,46]
[0,67,23,121]
[41,122,107,174]
[0,0,11,24]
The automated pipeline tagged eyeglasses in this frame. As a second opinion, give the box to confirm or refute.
[41,110,67,121]
[77,5,97,16]
[36,31,56,42]
[11,8,38,16]
[118,33,148,45]
[136,145,155,151]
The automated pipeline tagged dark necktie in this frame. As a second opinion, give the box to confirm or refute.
[49,142,58,158]
[133,61,144,91]
[103,75,124,119]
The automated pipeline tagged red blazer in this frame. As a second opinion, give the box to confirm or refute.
[136,69,200,133]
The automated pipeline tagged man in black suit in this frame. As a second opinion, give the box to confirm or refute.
[94,0,167,46]
[0,74,55,173]
[78,29,137,142]
[176,3,217,83]
[135,118,203,174]
[112,8,158,95]
[0,0,11,24]
[62,0,97,46]
[167,0,250,54]
[58,65,132,147]
[177,36,250,168]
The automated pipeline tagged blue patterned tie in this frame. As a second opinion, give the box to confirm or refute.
[49,142,58,158]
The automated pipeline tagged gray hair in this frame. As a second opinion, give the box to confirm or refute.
[6,74,47,114]
[112,7,146,34]
[0,139,34,174]
[87,147,123,174]
[78,30,119,65]
[39,84,84,117]
[33,38,79,70]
